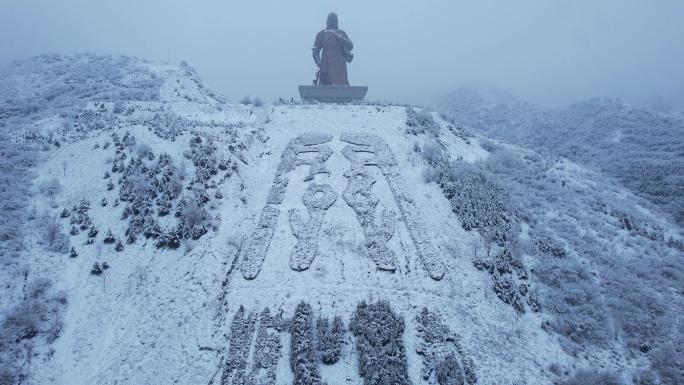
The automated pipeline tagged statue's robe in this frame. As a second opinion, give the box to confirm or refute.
[313,29,353,86]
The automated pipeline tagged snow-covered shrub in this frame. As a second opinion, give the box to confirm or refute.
[136,143,151,159]
[222,306,257,385]
[239,95,252,105]
[249,308,282,383]
[103,229,115,244]
[436,355,463,385]
[112,100,125,114]
[39,178,62,197]
[649,342,684,385]
[317,315,345,365]
[478,138,499,153]
[439,161,513,240]
[0,142,36,267]
[252,97,263,107]
[422,166,441,183]
[290,302,323,385]
[536,261,611,347]
[91,263,103,276]
[561,369,622,385]
[482,149,526,176]
[181,199,204,228]
[474,242,532,314]
[533,234,566,259]
[43,214,69,253]
[0,277,66,382]
[184,135,225,184]
[350,300,410,385]
[415,307,477,384]
[491,273,525,313]
[123,131,136,150]
[113,143,216,248]
[421,139,446,167]
[406,107,441,136]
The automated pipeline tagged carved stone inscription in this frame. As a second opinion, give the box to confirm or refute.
[342,147,397,271]
[240,133,446,281]
[289,183,337,271]
[340,133,446,280]
[241,134,334,280]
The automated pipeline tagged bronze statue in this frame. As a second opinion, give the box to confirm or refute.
[312,13,354,86]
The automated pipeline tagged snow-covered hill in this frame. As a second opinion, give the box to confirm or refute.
[435,86,684,225]
[1,55,683,385]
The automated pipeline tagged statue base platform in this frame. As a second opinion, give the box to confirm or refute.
[298,85,368,103]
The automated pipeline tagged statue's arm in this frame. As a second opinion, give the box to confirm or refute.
[312,32,323,68]
[336,30,353,52]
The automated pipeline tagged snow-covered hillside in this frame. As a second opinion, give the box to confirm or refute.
[1,55,683,385]
[435,86,684,226]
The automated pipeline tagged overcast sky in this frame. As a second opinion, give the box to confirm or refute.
[1,0,683,109]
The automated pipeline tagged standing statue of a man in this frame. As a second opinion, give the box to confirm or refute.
[312,13,354,86]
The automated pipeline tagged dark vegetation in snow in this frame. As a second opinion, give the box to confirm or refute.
[476,142,684,383]
[0,54,243,384]
[426,146,535,314]
[415,307,477,385]
[349,300,410,385]
[414,105,684,383]
[290,301,324,385]
[221,306,283,385]
[0,278,66,383]
[0,54,162,124]
[105,131,232,249]
[249,308,282,384]
[317,315,345,365]
[222,306,257,385]
[405,106,441,137]
[0,135,67,384]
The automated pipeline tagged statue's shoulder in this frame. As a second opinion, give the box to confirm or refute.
[314,29,328,42]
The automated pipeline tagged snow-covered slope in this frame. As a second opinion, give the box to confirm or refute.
[1,55,683,385]
[435,86,684,225]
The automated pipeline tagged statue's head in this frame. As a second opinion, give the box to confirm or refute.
[326,12,338,30]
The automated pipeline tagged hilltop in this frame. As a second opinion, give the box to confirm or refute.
[0,54,683,385]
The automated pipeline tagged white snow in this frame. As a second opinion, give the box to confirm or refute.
[3,55,682,385]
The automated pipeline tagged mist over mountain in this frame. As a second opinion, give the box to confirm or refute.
[0,54,683,385]
[435,85,684,225]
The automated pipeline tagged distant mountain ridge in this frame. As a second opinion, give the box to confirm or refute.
[435,86,684,224]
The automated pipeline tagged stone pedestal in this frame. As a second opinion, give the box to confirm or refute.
[298,85,368,104]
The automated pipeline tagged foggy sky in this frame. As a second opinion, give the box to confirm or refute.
[2,0,684,109]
